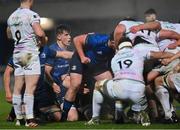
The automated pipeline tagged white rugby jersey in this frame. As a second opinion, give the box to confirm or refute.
[160,21,180,33]
[7,8,40,54]
[158,21,180,51]
[119,20,158,46]
[111,44,159,82]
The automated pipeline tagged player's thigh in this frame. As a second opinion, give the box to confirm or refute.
[13,75,25,95]
[25,75,40,94]
[104,80,129,100]
[94,71,112,81]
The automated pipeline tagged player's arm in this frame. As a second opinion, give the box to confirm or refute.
[73,34,90,64]
[3,65,14,103]
[149,51,174,59]
[162,51,180,65]
[130,21,161,33]
[32,23,48,46]
[114,24,126,47]
[45,65,54,85]
[158,29,180,40]
[6,27,12,39]
[56,50,73,59]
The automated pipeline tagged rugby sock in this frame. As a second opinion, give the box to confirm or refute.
[24,94,34,119]
[61,99,73,121]
[155,86,172,119]
[92,90,104,118]
[12,95,23,119]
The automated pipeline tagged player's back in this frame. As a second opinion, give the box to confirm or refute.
[158,21,180,51]
[120,20,158,46]
[7,8,40,54]
[111,47,145,83]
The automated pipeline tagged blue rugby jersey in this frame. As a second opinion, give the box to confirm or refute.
[84,33,114,65]
[46,43,70,85]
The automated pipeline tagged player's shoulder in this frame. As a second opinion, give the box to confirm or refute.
[49,43,59,50]
[119,20,143,25]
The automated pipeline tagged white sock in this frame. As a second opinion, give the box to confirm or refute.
[12,95,23,119]
[24,94,34,119]
[115,100,123,112]
[155,86,172,119]
[92,90,104,118]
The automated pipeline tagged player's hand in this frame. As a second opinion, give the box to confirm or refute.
[83,88,90,94]
[80,56,91,64]
[130,26,140,33]
[167,42,177,49]
[52,83,61,94]
[6,93,12,103]
[161,58,171,65]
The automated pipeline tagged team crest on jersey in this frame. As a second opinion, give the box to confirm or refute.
[33,15,37,18]
[71,65,77,70]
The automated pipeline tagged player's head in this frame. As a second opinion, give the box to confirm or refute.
[20,0,34,8]
[118,37,132,50]
[144,8,157,22]
[56,24,71,46]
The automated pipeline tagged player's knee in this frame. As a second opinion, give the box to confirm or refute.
[67,109,78,121]
[94,79,107,91]
[154,77,163,88]
[53,111,62,121]
[147,71,158,83]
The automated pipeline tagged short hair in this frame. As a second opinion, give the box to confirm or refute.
[56,24,71,35]
[144,8,157,15]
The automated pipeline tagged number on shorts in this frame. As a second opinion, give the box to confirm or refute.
[15,30,21,45]
[118,59,133,69]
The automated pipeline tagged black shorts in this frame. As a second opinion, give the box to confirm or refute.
[70,52,111,77]
[34,82,55,109]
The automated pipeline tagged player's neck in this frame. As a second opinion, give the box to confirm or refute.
[57,41,67,50]
[20,3,31,9]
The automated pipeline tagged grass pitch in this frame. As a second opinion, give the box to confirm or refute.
[0,89,180,129]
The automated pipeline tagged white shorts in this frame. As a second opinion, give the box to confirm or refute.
[13,52,41,76]
[169,73,180,93]
[104,79,147,111]
[153,59,180,74]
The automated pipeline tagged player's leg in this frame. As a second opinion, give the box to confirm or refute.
[85,79,109,125]
[13,75,25,124]
[67,106,78,121]
[24,74,40,127]
[155,75,173,122]
[23,55,41,127]
[62,52,83,121]
[129,81,150,126]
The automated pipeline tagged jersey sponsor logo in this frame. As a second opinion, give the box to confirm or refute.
[97,51,103,55]
[24,67,32,70]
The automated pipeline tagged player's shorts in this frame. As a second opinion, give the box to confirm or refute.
[152,59,180,74]
[103,79,147,111]
[13,52,40,76]
[169,73,180,93]
[70,52,110,76]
